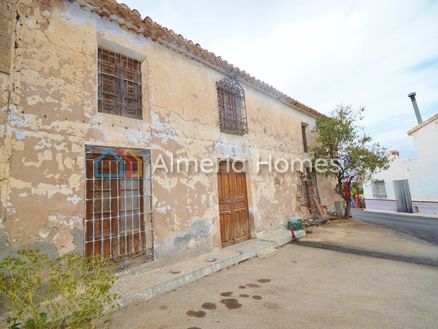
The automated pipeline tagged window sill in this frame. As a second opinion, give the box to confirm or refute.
[219,125,248,136]
[95,111,144,123]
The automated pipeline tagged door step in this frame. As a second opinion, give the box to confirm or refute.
[257,247,278,258]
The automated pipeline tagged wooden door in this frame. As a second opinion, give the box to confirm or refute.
[85,152,146,260]
[217,161,250,246]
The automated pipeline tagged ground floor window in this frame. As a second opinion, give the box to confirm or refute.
[371,179,387,199]
[85,146,153,264]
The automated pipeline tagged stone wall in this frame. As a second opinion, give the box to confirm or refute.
[0,0,340,263]
[0,0,17,254]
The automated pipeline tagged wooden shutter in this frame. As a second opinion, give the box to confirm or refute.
[98,48,142,119]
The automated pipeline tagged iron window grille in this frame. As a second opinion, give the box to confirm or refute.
[85,146,153,265]
[216,77,248,135]
[371,179,387,199]
[98,48,143,119]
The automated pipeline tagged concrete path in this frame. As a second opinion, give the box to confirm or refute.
[114,229,299,306]
[301,218,438,266]
[110,231,438,329]
[352,208,438,245]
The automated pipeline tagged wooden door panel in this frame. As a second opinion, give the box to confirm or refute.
[217,161,250,246]
[232,200,246,211]
[234,207,247,241]
[219,203,232,212]
[234,208,248,240]
[220,212,233,246]
[234,210,242,239]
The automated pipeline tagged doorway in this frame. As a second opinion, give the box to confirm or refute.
[217,161,250,246]
[393,179,413,213]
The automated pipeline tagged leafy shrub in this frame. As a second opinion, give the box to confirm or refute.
[0,250,119,329]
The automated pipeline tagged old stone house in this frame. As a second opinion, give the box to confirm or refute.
[0,0,340,267]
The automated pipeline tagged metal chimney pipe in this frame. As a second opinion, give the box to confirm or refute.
[408,92,423,124]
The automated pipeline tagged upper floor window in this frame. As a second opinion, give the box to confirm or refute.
[216,77,248,135]
[301,123,308,152]
[98,48,142,119]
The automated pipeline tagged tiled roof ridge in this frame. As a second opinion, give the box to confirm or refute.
[70,0,322,117]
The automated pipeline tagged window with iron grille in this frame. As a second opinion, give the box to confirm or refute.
[216,77,248,135]
[98,48,143,119]
[371,179,387,199]
[85,146,153,264]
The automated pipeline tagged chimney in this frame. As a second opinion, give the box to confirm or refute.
[408,92,423,124]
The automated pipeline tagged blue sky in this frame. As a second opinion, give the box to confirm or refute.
[123,0,438,159]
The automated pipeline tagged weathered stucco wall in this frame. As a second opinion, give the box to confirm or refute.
[0,0,340,263]
[0,0,17,254]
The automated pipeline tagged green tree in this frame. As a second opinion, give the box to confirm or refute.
[311,105,389,218]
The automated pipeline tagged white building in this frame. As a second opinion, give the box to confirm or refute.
[364,113,438,215]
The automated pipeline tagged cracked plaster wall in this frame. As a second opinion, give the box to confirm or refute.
[0,0,340,262]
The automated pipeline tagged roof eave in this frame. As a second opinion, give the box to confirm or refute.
[407,113,438,136]
[70,0,323,118]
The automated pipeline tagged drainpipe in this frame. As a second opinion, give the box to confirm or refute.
[408,92,423,124]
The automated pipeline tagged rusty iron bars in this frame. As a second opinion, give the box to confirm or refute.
[84,146,153,267]
[98,48,143,119]
[216,77,248,135]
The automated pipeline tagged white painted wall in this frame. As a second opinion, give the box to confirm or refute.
[363,157,414,200]
[409,117,438,200]
[364,114,438,214]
